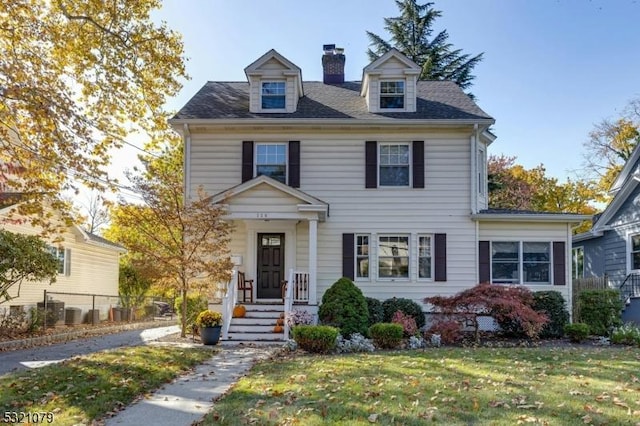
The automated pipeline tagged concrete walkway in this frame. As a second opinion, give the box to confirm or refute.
[106,344,278,426]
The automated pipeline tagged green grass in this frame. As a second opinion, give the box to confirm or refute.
[0,345,213,425]
[202,347,640,425]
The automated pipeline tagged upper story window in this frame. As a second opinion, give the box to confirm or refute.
[379,143,410,186]
[491,241,551,285]
[379,81,405,109]
[255,143,287,183]
[261,81,286,109]
[630,234,640,271]
[378,235,409,278]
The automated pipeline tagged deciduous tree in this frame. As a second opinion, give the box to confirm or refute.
[104,140,232,337]
[0,0,186,230]
[367,0,483,95]
[0,230,58,304]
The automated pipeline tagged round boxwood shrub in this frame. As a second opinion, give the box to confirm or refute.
[382,297,425,329]
[533,291,570,339]
[318,277,369,338]
[369,323,403,349]
[366,297,384,327]
[564,322,590,343]
[292,325,339,354]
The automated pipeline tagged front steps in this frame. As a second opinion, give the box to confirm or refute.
[225,303,285,343]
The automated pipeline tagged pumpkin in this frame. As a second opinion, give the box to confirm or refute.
[273,325,283,333]
[276,318,284,326]
[233,305,246,318]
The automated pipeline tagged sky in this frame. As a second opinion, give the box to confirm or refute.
[124,0,640,184]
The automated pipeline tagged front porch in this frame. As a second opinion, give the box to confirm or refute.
[221,269,315,342]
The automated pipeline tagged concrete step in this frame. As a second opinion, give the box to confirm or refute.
[229,324,281,333]
[232,317,282,326]
[239,310,284,319]
[225,332,285,342]
[241,304,284,312]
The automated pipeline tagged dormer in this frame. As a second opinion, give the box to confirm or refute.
[244,49,303,114]
[361,49,421,113]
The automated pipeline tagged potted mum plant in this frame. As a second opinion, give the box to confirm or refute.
[195,309,223,345]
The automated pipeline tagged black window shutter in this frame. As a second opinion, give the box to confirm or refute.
[479,241,490,283]
[553,241,566,286]
[288,141,300,188]
[365,141,377,188]
[241,141,254,183]
[412,141,424,188]
[434,233,447,282]
[342,233,355,280]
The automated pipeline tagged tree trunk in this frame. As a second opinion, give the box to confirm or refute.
[180,288,187,337]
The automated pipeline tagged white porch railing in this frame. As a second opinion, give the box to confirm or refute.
[221,268,238,340]
[283,269,309,338]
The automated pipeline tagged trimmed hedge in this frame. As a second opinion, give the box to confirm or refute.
[366,297,384,327]
[564,323,590,343]
[533,291,570,339]
[318,277,369,338]
[292,325,339,354]
[578,289,623,336]
[369,323,403,349]
[382,297,425,329]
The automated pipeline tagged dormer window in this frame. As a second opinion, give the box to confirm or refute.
[380,81,405,109]
[261,81,286,109]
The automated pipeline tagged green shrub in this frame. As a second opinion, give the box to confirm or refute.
[318,277,369,338]
[564,323,590,343]
[533,291,570,339]
[611,323,640,346]
[577,289,623,336]
[174,295,208,328]
[366,297,384,327]
[369,323,403,349]
[382,297,425,329]
[292,325,339,354]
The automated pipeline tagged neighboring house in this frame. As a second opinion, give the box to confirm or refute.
[170,45,587,340]
[573,143,640,322]
[0,193,125,322]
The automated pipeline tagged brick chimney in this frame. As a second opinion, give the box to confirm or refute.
[322,44,345,84]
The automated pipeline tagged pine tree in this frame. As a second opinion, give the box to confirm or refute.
[367,0,483,96]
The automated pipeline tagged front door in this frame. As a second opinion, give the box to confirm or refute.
[257,233,285,299]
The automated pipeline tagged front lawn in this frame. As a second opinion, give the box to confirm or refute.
[0,345,213,425]
[202,346,640,425]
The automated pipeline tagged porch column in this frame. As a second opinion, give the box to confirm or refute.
[308,218,318,304]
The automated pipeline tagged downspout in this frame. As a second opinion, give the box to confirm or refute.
[470,124,478,214]
[183,123,191,200]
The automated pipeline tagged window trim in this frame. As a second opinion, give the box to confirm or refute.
[379,80,405,110]
[490,241,553,285]
[627,232,640,273]
[48,246,68,276]
[355,234,370,281]
[378,142,411,187]
[260,81,286,110]
[377,234,410,280]
[254,142,288,183]
[417,234,433,280]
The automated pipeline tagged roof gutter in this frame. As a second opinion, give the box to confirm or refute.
[168,117,495,128]
[471,213,590,223]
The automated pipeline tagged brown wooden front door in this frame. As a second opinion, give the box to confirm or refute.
[257,233,285,299]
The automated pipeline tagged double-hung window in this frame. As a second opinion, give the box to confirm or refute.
[378,235,409,278]
[630,234,640,271]
[48,246,68,275]
[261,81,285,109]
[255,143,286,183]
[418,235,433,279]
[355,234,370,279]
[380,81,405,109]
[572,246,584,279]
[379,143,410,186]
[491,241,551,284]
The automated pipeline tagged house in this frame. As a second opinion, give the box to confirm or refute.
[0,193,125,323]
[170,45,587,340]
[573,143,640,323]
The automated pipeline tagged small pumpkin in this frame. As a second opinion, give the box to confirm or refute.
[276,318,284,326]
[233,305,246,318]
[273,325,283,333]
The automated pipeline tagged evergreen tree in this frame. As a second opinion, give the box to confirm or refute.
[367,0,483,96]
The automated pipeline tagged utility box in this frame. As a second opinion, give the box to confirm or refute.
[37,300,65,325]
[64,308,82,325]
[87,309,100,324]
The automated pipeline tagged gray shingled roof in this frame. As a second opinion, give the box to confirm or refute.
[85,232,126,251]
[173,81,493,121]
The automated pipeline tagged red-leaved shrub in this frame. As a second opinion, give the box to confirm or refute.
[427,319,462,344]
[391,310,418,336]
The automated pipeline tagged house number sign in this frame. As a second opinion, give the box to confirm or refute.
[256,213,269,218]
